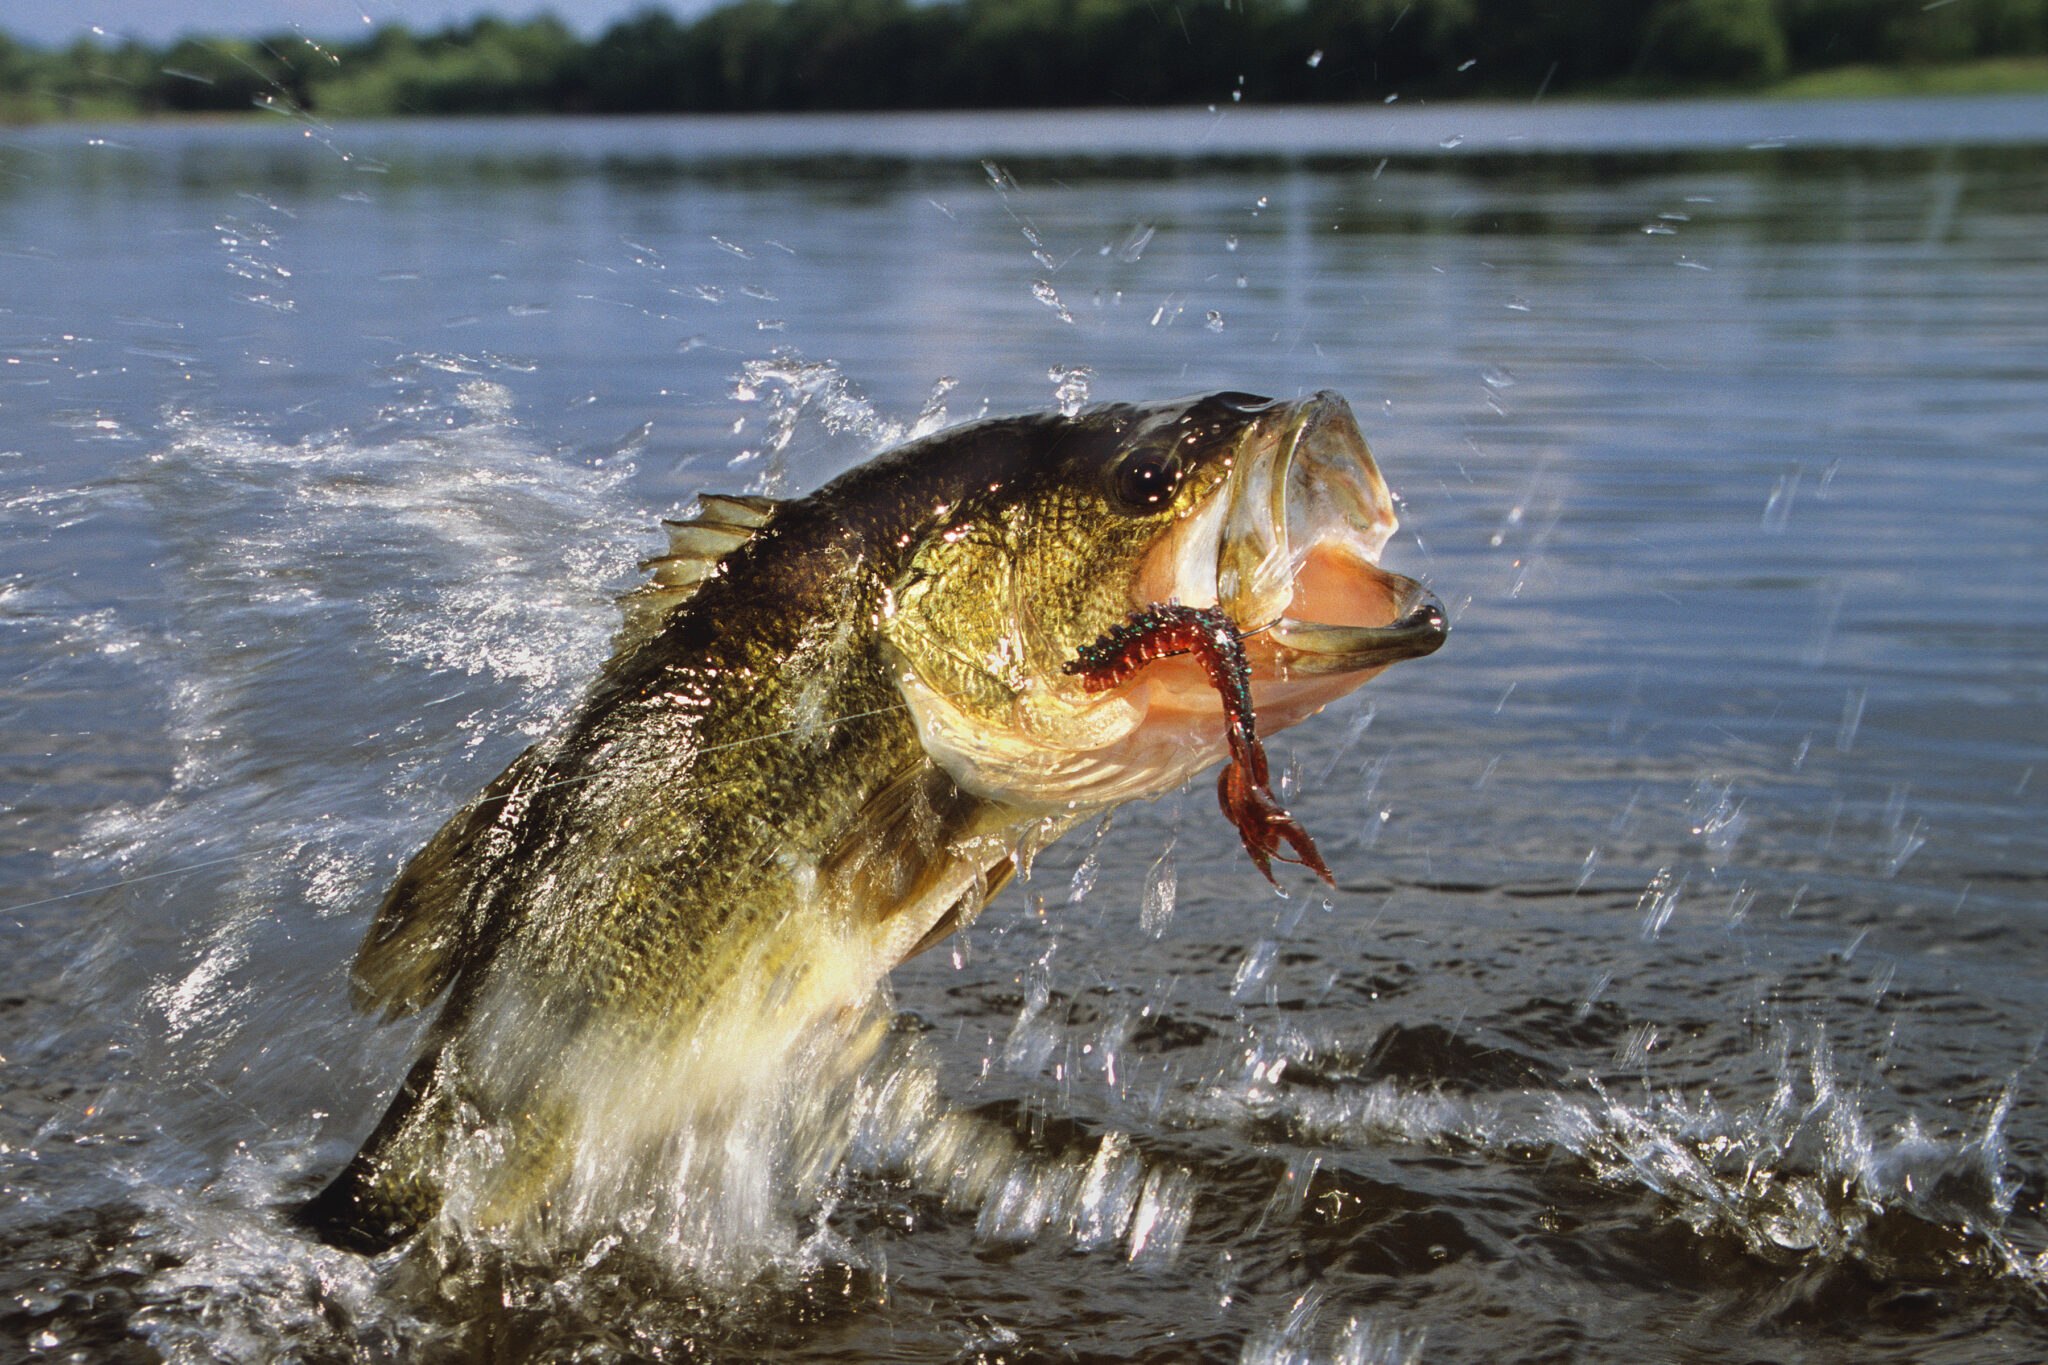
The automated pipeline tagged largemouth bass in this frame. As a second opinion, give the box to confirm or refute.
[298,389,1445,1254]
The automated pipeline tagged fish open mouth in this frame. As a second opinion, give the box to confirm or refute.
[1256,393,1447,677]
[1142,390,1446,689]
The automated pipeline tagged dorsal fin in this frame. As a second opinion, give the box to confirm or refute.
[614,493,783,658]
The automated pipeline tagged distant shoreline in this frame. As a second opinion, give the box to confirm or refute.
[13,95,2044,165]
[7,58,2048,131]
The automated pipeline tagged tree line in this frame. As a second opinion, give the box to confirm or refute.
[4,0,2045,123]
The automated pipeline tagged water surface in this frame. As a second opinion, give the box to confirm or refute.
[2,98,2046,1363]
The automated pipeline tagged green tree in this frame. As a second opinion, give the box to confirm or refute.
[1641,0,1789,84]
[147,36,292,112]
[309,16,578,116]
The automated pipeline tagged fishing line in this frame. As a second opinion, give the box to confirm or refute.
[1,609,1286,921]
[5,594,1272,919]
[494,699,916,809]
[0,700,916,921]
[0,846,308,919]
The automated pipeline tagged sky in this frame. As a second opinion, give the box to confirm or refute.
[5,0,724,47]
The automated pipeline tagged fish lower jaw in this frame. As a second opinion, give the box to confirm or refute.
[1250,539,1447,681]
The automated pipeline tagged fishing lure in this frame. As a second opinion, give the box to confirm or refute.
[1064,603,1335,886]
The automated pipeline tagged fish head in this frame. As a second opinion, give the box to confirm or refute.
[882,389,1445,812]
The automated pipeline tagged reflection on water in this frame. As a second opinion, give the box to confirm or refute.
[1,101,2046,1362]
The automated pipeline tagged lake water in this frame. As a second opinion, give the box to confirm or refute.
[2,97,2046,1363]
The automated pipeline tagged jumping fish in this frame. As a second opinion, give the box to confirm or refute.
[298,390,1446,1253]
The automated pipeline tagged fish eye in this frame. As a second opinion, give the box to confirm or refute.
[1111,447,1184,512]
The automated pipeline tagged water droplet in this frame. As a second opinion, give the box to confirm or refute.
[1068,851,1100,904]
[1636,867,1682,938]
[1231,938,1279,1000]
[1306,49,1323,67]
[1115,223,1156,263]
[1572,970,1611,1023]
[1049,364,1092,417]
[1836,687,1867,752]
[1141,840,1178,937]
[1616,1023,1661,1068]
[1031,280,1074,324]
[1127,1166,1194,1267]
[1575,847,1600,891]
[1762,471,1801,531]
[1204,310,1225,332]
[1687,777,1746,861]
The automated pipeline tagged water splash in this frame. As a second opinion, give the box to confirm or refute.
[909,375,958,440]
[727,351,904,495]
[1240,1286,1425,1365]
[1049,364,1092,417]
[1166,1017,2041,1299]
[63,395,645,1073]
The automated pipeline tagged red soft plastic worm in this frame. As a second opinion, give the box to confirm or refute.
[1064,603,1335,887]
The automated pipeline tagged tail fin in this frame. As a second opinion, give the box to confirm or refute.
[293,1047,452,1254]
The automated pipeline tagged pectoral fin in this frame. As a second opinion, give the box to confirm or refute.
[901,857,1015,962]
[816,762,1022,964]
